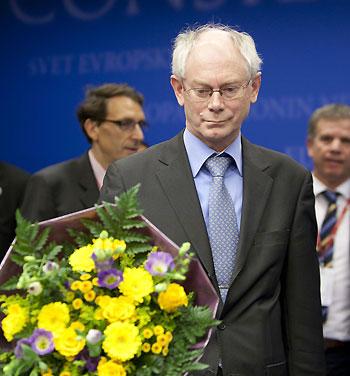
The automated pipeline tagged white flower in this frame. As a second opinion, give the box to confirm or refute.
[42,261,59,274]
[28,281,43,296]
[86,329,102,344]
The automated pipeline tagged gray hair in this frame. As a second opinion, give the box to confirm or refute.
[308,104,350,139]
[171,23,263,79]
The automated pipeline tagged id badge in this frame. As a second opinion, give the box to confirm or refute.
[320,266,335,307]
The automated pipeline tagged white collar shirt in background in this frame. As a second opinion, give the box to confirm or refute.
[88,149,106,191]
[313,175,350,341]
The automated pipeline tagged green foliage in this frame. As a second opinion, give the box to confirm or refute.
[0,185,219,376]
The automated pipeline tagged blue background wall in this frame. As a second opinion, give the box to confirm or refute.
[1,0,350,173]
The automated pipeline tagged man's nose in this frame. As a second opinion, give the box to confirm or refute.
[330,139,342,151]
[131,123,144,141]
[207,91,224,111]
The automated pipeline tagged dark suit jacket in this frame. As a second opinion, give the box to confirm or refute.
[100,132,325,375]
[21,152,99,222]
[0,162,30,260]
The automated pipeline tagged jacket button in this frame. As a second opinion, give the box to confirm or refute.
[218,322,226,330]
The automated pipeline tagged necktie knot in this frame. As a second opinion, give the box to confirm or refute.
[322,190,338,204]
[205,155,232,177]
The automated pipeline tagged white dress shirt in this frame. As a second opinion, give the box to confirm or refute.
[313,176,350,341]
[88,149,106,190]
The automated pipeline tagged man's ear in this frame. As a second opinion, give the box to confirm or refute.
[170,75,185,106]
[250,72,262,104]
[306,137,315,158]
[83,119,99,142]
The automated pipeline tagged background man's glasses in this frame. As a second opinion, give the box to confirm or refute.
[96,118,148,132]
[183,80,251,102]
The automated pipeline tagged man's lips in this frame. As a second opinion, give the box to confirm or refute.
[125,147,139,153]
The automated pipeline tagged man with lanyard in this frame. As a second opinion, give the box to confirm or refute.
[307,103,350,375]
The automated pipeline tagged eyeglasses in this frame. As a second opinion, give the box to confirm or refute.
[97,118,148,132]
[183,80,251,102]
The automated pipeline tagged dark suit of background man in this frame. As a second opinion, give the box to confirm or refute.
[100,24,326,375]
[0,162,29,260]
[306,104,350,376]
[21,83,146,222]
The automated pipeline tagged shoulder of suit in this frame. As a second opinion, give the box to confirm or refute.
[108,134,180,171]
[29,153,90,183]
[0,161,30,185]
[243,137,309,175]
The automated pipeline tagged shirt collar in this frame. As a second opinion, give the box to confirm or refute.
[88,149,106,190]
[183,128,243,177]
[312,174,350,199]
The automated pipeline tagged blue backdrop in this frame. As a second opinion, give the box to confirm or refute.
[2,0,350,173]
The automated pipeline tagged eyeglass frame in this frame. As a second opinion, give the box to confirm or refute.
[94,118,148,132]
[181,79,252,102]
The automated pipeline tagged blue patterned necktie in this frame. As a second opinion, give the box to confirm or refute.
[318,190,338,321]
[205,154,239,302]
[318,190,338,266]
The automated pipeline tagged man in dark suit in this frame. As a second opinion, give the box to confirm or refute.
[0,162,29,260]
[21,83,146,222]
[100,24,325,375]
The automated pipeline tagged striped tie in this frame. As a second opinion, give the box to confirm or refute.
[318,190,338,266]
[318,190,338,321]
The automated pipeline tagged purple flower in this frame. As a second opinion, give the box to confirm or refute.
[76,348,100,372]
[97,269,123,289]
[145,251,175,276]
[14,338,32,358]
[30,328,54,355]
[92,252,114,270]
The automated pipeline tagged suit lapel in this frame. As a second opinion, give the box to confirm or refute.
[231,137,273,283]
[76,153,100,209]
[155,134,215,277]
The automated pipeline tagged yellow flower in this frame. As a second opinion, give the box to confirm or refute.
[92,277,99,286]
[101,296,136,323]
[84,290,96,302]
[96,295,112,307]
[72,298,83,310]
[97,359,126,376]
[142,342,151,352]
[59,372,71,376]
[94,308,104,320]
[70,281,82,291]
[69,244,94,272]
[103,322,141,361]
[118,267,154,303]
[165,331,173,343]
[54,327,86,357]
[80,273,91,280]
[153,325,164,336]
[158,283,188,312]
[142,328,153,339]
[65,292,75,302]
[2,304,28,341]
[41,369,53,376]
[157,334,168,346]
[162,346,169,356]
[151,342,162,354]
[37,302,70,335]
[80,281,93,293]
[70,321,85,332]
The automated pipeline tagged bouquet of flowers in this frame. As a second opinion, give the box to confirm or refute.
[0,185,219,376]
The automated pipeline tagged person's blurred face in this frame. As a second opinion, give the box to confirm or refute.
[307,118,350,189]
[171,30,261,152]
[87,96,145,169]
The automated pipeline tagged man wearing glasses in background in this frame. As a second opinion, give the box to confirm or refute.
[100,24,325,375]
[21,83,146,222]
